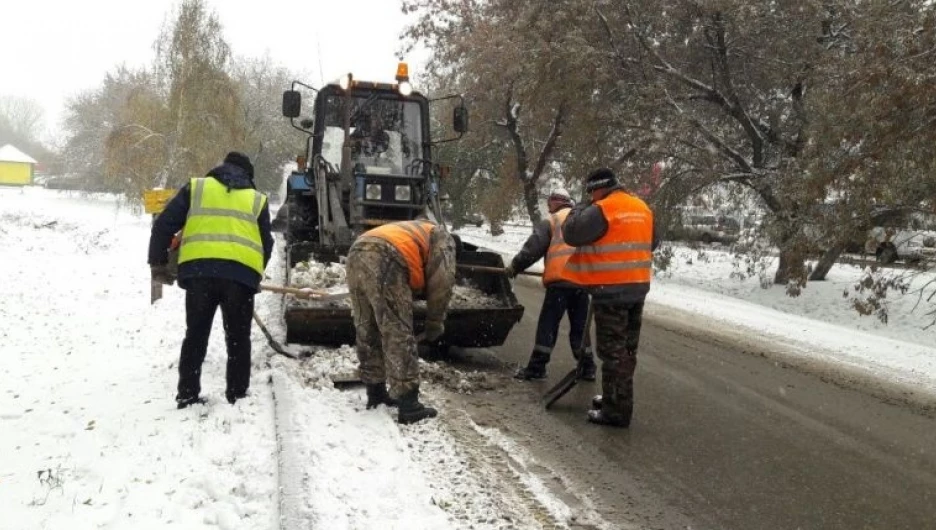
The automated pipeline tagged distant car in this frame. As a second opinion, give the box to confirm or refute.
[681,214,740,244]
[463,213,484,227]
[866,227,936,264]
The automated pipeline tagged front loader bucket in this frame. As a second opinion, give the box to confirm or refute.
[282,243,524,348]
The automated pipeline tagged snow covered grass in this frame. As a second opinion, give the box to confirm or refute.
[0,187,278,529]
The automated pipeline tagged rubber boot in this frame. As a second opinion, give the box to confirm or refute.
[397,387,437,424]
[365,383,398,409]
[514,351,550,380]
[574,350,597,382]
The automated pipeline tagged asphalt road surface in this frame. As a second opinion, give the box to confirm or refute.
[439,278,936,529]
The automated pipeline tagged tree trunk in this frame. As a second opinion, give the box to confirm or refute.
[523,179,541,224]
[809,241,846,281]
[773,246,806,285]
[774,250,792,285]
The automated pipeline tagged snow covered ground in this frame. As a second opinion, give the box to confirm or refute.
[3,188,935,529]
[0,189,593,530]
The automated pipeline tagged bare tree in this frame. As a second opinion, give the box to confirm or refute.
[230,55,298,194]
[0,96,45,143]
[404,0,605,224]
[589,1,831,285]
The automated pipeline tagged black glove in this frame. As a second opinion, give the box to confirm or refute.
[423,320,444,342]
[151,264,176,285]
[504,264,517,279]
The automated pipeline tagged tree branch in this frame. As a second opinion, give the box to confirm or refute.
[530,101,566,180]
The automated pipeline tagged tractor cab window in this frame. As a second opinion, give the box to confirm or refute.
[319,95,424,176]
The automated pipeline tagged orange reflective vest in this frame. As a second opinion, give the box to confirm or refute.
[564,191,653,286]
[543,208,577,285]
[361,220,435,290]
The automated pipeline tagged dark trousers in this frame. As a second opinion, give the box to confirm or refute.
[594,301,645,421]
[177,278,255,399]
[532,285,591,358]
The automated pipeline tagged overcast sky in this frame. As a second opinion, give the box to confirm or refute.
[0,0,427,143]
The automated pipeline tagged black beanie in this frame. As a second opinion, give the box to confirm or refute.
[584,167,618,192]
[224,151,254,179]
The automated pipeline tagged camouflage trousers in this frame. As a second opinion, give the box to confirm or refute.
[346,242,419,398]
[594,301,645,422]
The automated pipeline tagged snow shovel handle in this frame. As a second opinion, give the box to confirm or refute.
[456,264,542,277]
[260,283,331,299]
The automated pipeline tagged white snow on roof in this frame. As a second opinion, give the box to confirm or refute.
[0,144,38,164]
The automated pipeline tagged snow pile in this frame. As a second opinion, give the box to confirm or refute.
[290,260,347,290]
[420,360,499,394]
[451,283,504,308]
[295,344,360,388]
[414,283,505,310]
[290,257,505,309]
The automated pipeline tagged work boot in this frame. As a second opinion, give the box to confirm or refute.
[574,350,597,382]
[396,388,437,424]
[225,389,247,405]
[591,394,603,410]
[514,351,550,380]
[587,408,630,428]
[365,383,398,409]
[176,395,206,409]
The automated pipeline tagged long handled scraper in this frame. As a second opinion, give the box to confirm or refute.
[543,301,593,409]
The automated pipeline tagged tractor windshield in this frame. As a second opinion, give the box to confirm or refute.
[319,94,425,176]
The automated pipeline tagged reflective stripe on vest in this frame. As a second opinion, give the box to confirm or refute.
[178,177,267,275]
[564,191,653,286]
[363,220,434,289]
[543,208,577,285]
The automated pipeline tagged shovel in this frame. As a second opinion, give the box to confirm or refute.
[543,300,594,409]
[260,283,351,302]
[252,310,314,359]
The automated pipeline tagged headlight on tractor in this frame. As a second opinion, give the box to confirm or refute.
[394,185,411,202]
[365,184,382,200]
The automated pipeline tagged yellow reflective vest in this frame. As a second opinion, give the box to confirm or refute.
[178,177,267,275]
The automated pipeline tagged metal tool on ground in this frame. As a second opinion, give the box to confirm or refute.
[252,310,314,359]
[260,283,350,302]
[543,301,594,409]
[456,264,543,277]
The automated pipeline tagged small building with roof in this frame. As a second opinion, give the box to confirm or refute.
[0,144,38,186]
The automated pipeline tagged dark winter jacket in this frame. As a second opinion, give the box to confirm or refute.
[510,206,577,288]
[148,163,274,292]
[562,187,660,304]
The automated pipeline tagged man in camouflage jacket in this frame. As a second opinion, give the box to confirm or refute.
[346,219,456,424]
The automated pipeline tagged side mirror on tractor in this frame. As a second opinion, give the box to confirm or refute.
[453,104,469,134]
[282,90,302,118]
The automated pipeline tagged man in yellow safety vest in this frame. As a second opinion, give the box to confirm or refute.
[148,152,274,409]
